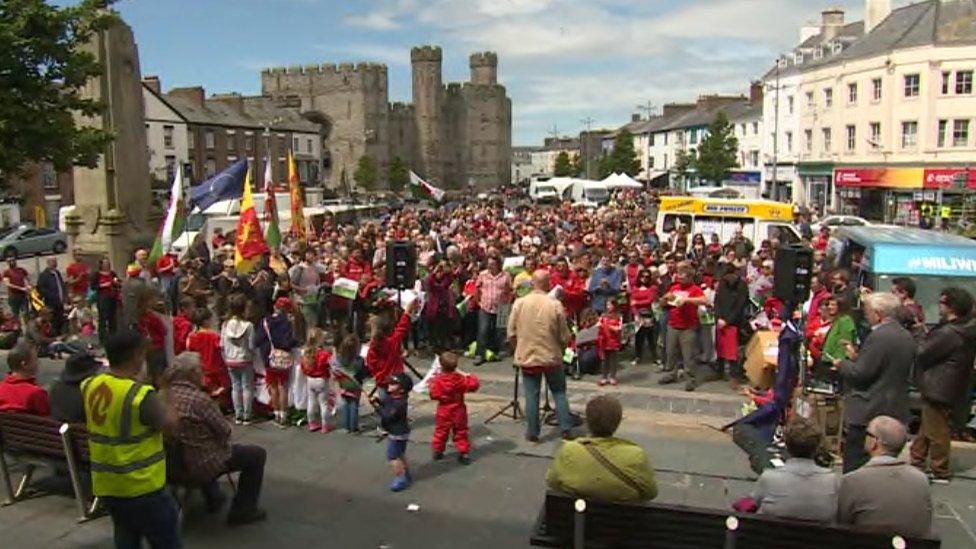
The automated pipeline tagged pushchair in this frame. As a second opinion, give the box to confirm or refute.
[565,326,601,380]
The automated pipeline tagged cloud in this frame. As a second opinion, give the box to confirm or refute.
[312,43,409,66]
[344,11,400,31]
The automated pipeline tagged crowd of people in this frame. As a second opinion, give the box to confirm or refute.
[0,187,973,546]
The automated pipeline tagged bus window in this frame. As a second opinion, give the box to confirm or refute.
[662,214,692,234]
[768,224,799,245]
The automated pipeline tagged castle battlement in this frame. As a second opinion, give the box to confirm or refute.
[262,62,387,76]
[469,52,498,67]
[411,45,442,62]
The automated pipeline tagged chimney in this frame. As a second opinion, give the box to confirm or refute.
[142,75,161,94]
[820,8,845,41]
[631,113,641,123]
[662,103,695,118]
[210,93,245,114]
[864,0,891,33]
[169,86,205,107]
[750,81,764,104]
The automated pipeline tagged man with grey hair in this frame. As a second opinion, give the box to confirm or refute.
[833,292,915,472]
[837,415,932,536]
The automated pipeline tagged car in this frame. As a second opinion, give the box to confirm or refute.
[811,215,872,233]
[0,225,69,259]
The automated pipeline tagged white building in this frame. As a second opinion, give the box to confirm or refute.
[142,76,189,185]
[511,146,537,185]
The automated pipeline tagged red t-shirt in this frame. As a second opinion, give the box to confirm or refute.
[66,262,90,297]
[156,255,176,277]
[2,267,29,295]
[666,282,703,330]
[96,271,119,297]
[138,312,167,349]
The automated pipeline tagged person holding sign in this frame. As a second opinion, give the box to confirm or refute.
[659,262,710,392]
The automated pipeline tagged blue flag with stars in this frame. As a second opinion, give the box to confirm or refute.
[189,158,248,211]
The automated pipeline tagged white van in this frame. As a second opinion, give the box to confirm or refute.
[569,180,610,208]
[528,179,559,203]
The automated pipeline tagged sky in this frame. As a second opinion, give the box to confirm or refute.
[99,0,879,145]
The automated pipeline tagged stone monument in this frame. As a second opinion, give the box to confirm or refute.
[66,14,158,271]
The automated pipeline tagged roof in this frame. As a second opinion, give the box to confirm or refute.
[835,226,976,277]
[658,100,755,132]
[159,89,320,134]
[765,0,976,79]
[837,226,976,247]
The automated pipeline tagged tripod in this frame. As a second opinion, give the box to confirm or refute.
[485,366,524,424]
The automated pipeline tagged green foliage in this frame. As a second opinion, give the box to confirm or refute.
[553,151,573,177]
[674,149,695,182]
[599,130,641,178]
[0,0,118,184]
[354,154,378,189]
[570,153,584,177]
[388,155,408,192]
[692,111,739,185]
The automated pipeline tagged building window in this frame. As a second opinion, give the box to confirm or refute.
[805,91,813,107]
[752,122,758,135]
[872,78,882,101]
[205,157,216,177]
[847,83,858,104]
[846,125,856,151]
[750,151,759,167]
[245,136,253,152]
[785,131,793,152]
[307,138,313,153]
[187,130,195,150]
[953,120,970,147]
[293,137,299,151]
[787,95,794,115]
[904,73,920,97]
[938,120,948,147]
[956,71,973,95]
[277,135,286,152]
[648,156,654,169]
[164,155,176,182]
[649,134,655,147]
[901,121,918,148]
[822,128,832,152]
[689,129,698,145]
[205,129,215,150]
[869,122,881,148]
[804,129,812,154]
[824,88,833,108]
[942,71,951,95]
[278,159,287,181]
[163,125,174,149]
[264,135,271,153]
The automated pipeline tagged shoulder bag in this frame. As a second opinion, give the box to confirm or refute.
[263,318,293,371]
[580,440,645,496]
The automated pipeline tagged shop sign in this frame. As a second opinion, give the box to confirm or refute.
[922,168,976,190]
[835,167,976,189]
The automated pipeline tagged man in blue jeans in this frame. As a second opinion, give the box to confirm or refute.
[507,270,573,441]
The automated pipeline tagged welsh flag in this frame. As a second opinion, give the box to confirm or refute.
[149,167,186,264]
[234,167,268,274]
[263,159,282,250]
[288,152,307,240]
[409,171,445,203]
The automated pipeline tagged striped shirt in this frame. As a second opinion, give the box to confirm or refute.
[475,270,512,314]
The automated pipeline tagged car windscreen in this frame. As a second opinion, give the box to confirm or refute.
[0,227,16,239]
[585,188,608,201]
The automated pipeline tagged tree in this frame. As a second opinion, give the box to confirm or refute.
[553,151,573,177]
[388,155,408,192]
[599,130,641,178]
[0,0,117,185]
[354,154,378,189]
[692,111,739,185]
[673,149,696,191]
[570,153,585,177]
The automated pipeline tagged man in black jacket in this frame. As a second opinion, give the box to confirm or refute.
[36,257,67,335]
[910,287,976,483]
[713,263,749,387]
[833,292,916,472]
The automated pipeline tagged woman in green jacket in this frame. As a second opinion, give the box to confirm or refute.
[546,395,657,503]
[819,296,857,389]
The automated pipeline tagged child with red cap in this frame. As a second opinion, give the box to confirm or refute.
[429,352,479,464]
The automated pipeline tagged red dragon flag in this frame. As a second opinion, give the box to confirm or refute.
[234,167,268,274]
[288,151,306,240]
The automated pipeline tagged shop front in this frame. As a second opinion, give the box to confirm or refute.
[762,164,796,202]
[834,167,975,225]
[797,162,834,215]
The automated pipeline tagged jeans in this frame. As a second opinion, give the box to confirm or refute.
[522,367,573,439]
[228,366,255,420]
[102,489,181,549]
[8,294,26,319]
[96,294,117,343]
[843,423,869,473]
[665,327,699,381]
[476,310,498,358]
[634,323,657,362]
[204,444,266,515]
[342,396,360,431]
[910,400,953,478]
[306,377,333,425]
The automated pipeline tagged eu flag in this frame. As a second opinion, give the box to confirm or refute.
[189,159,248,211]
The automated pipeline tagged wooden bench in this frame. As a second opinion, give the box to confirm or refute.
[531,491,941,549]
[0,413,101,521]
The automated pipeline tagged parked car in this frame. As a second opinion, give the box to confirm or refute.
[812,215,871,233]
[0,225,68,259]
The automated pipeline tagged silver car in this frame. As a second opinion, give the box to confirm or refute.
[0,225,68,259]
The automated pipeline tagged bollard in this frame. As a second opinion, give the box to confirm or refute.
[574,498,586,549]
[724,516,739,549]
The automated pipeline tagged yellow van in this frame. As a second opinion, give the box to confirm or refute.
[655,197,801,245]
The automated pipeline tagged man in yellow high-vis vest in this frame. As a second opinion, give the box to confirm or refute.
[83,328,179,548]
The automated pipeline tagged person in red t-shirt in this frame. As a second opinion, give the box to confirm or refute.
[172,297,194,356]
[0,342,49,415]
[659,261,709,391]
[597,300,623,386]
[65,248,91,301]
[3,258,30,319]
[186,307,230,406]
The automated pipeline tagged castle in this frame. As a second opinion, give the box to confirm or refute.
[260,46,512,191]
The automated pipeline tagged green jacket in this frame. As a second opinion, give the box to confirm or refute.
[822,314,857,362]
[546,437,658,503]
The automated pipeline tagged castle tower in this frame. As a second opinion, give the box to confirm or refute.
[469,52,498,86]
[411,46,444,185]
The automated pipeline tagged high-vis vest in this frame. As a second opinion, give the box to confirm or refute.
[81,373,166,498]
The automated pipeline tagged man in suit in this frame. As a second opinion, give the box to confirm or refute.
[833,292,915,472]
[36,257,67,336]
[837,415,932,537]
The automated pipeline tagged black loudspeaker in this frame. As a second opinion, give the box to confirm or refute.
[386,241,417,290]
[774,245,814,305]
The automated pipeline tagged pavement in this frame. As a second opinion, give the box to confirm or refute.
[1,354,975,548]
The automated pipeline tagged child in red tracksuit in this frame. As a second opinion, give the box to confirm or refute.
[597,300,623,386]
[429,352,479,464]
[366,300,417,394]
[185,307,231,409]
